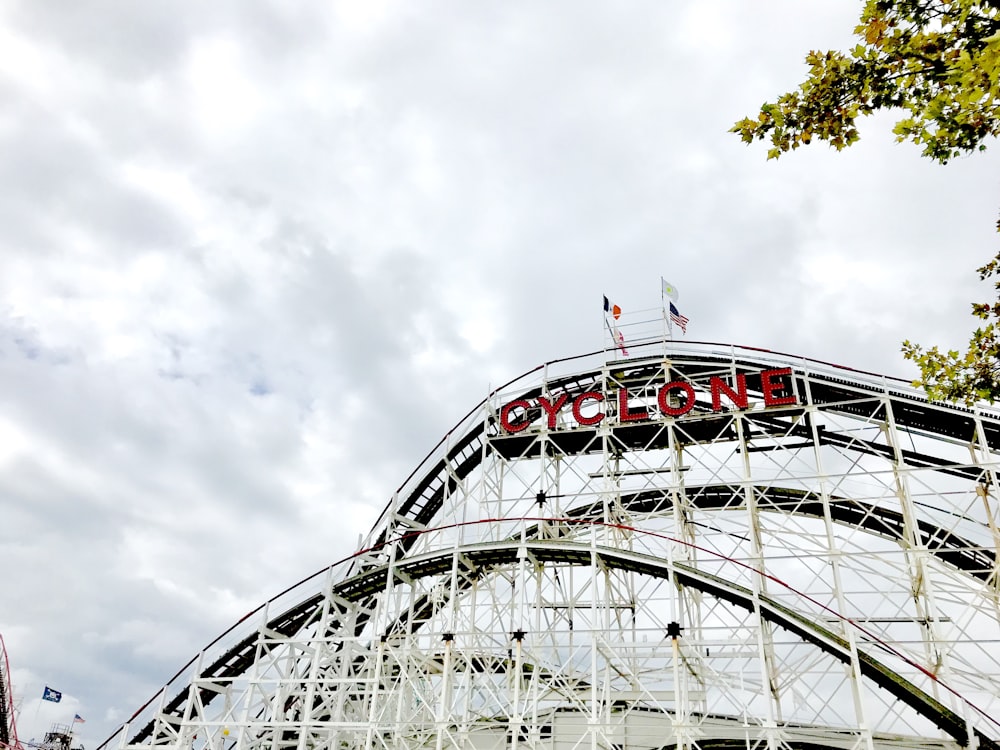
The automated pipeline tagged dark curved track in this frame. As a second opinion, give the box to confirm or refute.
[213,541,1000,749]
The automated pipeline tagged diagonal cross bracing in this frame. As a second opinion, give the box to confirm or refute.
[108,345,1000,750]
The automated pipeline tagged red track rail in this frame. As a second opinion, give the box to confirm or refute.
[0,633,22,750]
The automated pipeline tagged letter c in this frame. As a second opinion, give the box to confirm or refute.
[500,399,532,433]
[572,391,605,426]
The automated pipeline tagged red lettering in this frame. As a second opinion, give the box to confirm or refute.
[618,388,649,422]
[536,394,569,429]
[503,368,795,434]
[500,399,532,433]
[572,391,605,426]
[761,368,797,407]
[617,388,649,422]
[710,374,748,411]
[658,381,696,416]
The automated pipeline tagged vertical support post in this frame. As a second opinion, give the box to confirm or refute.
[972,410,1000,606]
[803,378,876,750]
[735,411,781,746]
[882,396,950,704]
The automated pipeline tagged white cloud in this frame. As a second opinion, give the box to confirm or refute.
[184,36,267,138]
[0,1,998,747]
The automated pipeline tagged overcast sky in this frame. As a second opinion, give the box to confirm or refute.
[2,1,999,745]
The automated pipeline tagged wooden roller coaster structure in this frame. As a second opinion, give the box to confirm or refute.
[0,633,22,750]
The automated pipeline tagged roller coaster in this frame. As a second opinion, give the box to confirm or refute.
[100,342,1000,750]
[1,634,21,750]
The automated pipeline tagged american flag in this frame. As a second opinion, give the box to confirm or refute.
[669,302,689,334]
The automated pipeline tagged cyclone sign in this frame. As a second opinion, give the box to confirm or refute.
[498,367,798,434]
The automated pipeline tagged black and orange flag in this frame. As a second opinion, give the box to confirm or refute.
[602,295,621,320]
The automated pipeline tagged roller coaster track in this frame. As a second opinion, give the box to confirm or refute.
[130,532,1000,749]
[0,633,20,750]
[109,347,1000,750]
[337,539,1000,750]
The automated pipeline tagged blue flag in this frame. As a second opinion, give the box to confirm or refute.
[42,686,62,703]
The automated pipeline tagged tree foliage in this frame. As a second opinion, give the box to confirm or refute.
[900,224,1000,404]
[732,0,1000,404]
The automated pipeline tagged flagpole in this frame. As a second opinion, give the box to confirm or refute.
[603,295,621,359]
[661,277,673,345]
[602,298,609,358]
[661,280,666,347]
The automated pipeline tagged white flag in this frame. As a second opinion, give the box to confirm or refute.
[612,322,628,356]
[661,278,679,303]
